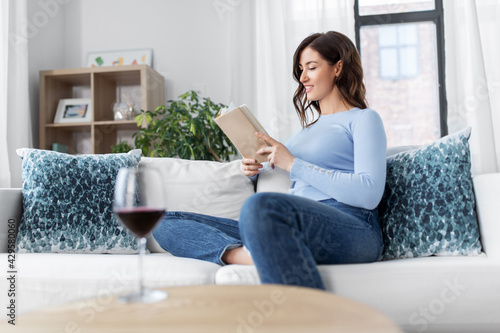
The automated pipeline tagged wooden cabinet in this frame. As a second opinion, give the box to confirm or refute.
[39,65,164,154]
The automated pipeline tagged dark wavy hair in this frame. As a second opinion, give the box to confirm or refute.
[292,31,368,128]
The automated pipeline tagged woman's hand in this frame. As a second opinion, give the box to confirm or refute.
[255,132,295,173]
[241,158,263,177]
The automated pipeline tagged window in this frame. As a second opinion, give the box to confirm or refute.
[355,0,447,147]
[379,24,419,79]
[358,0,435,16]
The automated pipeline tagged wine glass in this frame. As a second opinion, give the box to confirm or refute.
[114,165,168,303]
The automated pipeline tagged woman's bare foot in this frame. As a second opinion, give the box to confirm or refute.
[222,246,254,265]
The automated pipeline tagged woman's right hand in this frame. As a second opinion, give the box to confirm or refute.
[241,158,263,177]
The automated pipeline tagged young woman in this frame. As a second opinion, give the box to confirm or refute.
[153,31,387,290]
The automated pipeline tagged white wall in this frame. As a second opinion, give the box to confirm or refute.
[28,0,234,146]
[67,0,232,102]
[27,0,67,147]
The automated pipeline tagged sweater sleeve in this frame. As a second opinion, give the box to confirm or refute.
[289,110,387,210]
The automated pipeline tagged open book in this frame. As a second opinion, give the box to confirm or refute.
[215,104,270,163]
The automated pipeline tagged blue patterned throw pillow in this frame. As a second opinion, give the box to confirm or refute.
[16,149,142,253]
[378,127,482,260]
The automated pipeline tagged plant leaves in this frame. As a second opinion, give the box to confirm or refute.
[133,90,237,161]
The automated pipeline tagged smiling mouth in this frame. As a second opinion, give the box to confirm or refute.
[305,86,313,93]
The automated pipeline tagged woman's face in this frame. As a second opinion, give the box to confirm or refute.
[298,47,338,102]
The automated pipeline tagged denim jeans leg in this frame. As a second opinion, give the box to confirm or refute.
[152,212,241,265]
[239,192,384,290]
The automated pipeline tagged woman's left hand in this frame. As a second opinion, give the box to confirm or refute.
[255,132,295,173]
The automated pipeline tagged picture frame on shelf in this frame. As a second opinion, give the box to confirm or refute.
[86,48,153,67]
[54,98,92,124]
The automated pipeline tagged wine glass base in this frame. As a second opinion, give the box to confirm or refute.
[118,289,168,303]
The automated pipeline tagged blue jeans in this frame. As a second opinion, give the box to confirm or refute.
[153,192,384,290]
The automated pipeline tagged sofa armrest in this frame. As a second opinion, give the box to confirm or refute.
[0,188,22,253]
[473,173,500,259]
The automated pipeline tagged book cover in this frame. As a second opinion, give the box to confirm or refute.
[215,105,270,163]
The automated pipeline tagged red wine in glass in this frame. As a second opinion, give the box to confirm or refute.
[116,208,165,238]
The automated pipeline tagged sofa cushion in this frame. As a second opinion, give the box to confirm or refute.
[15,149,141,254]
[255,163,293,193]
[378,127,482,260]
[140,157,254,253]
[215,256,499,332]
[139,157,254,221]
[3,252,220,315]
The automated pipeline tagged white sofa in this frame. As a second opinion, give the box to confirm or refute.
[1,155,499,333]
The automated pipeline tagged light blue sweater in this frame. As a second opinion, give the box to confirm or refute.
[286,108,387,210]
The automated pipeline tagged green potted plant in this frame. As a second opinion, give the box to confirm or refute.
[132,90,237,162]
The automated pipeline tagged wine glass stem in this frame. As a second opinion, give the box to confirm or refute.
[138,237,146,296]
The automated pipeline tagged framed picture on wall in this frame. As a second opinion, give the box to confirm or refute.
[54,99,92,124]
[86,48,153,67]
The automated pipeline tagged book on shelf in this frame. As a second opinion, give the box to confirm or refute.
[215,104,270,163]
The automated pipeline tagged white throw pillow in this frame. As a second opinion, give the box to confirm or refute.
[139,157,254,220]
[255,162,292,194]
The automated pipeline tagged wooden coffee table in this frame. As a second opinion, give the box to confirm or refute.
[1,285,401,332]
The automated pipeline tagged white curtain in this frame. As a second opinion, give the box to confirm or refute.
[0,0,32,188]
[229,0,355,142]
[444,0,500,175]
